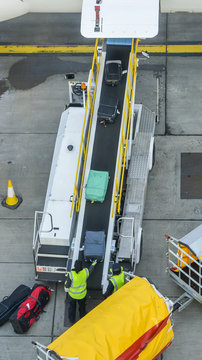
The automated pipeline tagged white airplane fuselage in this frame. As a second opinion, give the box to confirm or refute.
[0,0,82,22]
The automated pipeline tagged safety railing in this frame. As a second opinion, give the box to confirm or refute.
[166,235,202,301]
[33,211,53,272]
[70,39,103,217]
[117,217,134,256]
[112,38,140,217]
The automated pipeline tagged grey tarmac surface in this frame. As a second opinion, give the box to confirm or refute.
[0,11,202,360]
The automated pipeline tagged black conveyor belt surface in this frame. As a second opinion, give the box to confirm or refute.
[80,45,130,289]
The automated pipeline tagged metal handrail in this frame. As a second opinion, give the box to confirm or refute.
[117,217,134,238]
[169,259,202,289]
[169,249,202,281]
[169,254,202,281]
[168,237,201,269]
[33,341,79,360]
[70,39,103,217]
[112,38,140,217]
[33,211,53,249]
[117,217,134,256]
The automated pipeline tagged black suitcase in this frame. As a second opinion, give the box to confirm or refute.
[84,231,106,262]
[104,60,122,86]
[0,284,31,326]
[98,96,119,124]
[9,284,51,334]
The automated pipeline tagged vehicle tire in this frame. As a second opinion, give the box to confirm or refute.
[139,232,143,261]
[152,141,155,168]
[156,355,163,360]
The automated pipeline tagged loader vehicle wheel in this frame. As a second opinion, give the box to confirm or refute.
[152,142,155,168]
[139,232,143,261]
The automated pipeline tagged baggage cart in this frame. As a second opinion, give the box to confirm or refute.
[33,276,174,360]
[166,224,202,307]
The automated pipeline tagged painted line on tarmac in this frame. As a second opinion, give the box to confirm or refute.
[0,45,95,54]
[140,44,202,55]
[1,44,202,55]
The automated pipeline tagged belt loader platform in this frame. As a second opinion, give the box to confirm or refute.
[71,43,132,289]
[32,41,155,291]
[32,0,159,289]
[32,38,155,288]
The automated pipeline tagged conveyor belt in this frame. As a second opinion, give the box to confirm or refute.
[79,45,130,289]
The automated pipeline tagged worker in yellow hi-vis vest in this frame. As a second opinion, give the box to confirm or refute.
[103,263,125,299]
[64,259,97,324]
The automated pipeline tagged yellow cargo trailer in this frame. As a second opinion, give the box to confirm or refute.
[33,276,174,360]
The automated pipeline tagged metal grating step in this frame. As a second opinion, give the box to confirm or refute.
[138,105,155,134]
[131,133,152,155]
[118,218,141,260]
[128,134,152,179]
[118,237,131,260]
[128,155,149,179]
[174,292,193,312]
[37,256,67,267]
[38,245,69,258]
[126,179,146,203]
[36,272,66,282]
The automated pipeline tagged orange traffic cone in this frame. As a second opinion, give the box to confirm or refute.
[1,179,23,209]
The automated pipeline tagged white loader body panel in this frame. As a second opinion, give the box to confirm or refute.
[40,106,85,246]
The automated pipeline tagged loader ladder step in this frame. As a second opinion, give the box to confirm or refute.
[38,245,69,258]
[173,292,193,312]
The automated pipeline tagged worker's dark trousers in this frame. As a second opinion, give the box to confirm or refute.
[68,295,86,324]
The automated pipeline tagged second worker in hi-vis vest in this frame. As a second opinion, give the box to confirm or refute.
[103,263,125,299]
[64,259,97,324]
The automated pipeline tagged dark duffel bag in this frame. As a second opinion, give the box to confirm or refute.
[9,284,51,334]
[0,284,31,326]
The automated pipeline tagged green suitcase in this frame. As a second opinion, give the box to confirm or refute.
[85,170,109,202]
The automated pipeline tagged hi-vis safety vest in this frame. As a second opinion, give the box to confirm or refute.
[109,271,125,293]
[68,268,89,300]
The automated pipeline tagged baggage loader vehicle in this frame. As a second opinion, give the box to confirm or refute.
[32,0,157,292]
[32,38,155,287]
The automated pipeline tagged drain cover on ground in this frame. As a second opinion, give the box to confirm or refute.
[181,153,202,199]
